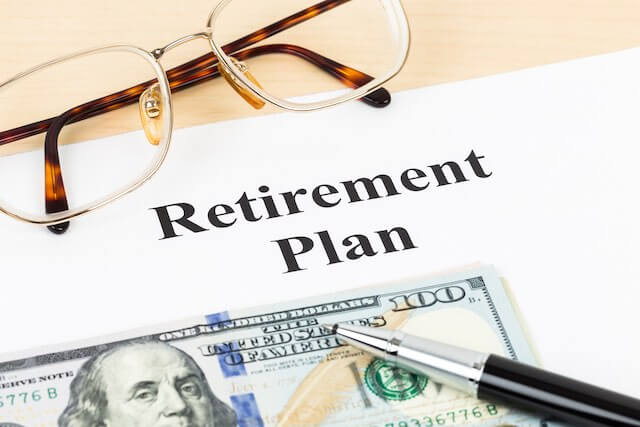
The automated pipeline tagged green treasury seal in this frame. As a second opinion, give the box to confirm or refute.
[364,359,428,401]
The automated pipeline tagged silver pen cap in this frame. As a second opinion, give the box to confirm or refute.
[328,323,489,396]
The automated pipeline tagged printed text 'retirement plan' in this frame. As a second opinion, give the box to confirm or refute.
[150,150,493,272]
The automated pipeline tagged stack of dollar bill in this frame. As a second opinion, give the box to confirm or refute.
[0,267,563,426]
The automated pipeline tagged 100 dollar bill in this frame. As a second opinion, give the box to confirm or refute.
[1,267,555,427]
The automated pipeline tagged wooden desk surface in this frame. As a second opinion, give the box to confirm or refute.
[3,0,640,131]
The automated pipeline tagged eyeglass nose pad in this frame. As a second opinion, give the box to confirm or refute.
[218,57,266,110]
[139,83,164,146]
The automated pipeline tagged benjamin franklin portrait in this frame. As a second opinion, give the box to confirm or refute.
[58,341,237,427]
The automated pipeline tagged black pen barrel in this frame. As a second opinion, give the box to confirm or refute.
[477,354,640,427]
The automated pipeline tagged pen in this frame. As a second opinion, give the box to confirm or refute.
[326,323,640,427]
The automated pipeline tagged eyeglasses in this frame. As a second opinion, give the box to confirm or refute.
[0,0,410,234]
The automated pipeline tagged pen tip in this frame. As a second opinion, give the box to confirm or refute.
[322,323,338,334]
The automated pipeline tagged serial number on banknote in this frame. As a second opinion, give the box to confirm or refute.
[382,404,500,427]
[0,387,59,408]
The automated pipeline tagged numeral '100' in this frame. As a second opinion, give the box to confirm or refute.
[389,286,466,311]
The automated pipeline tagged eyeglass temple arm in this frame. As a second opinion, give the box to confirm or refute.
[44,114,71,233]
[37,43,390,234]
[233,44,390,104]
[0,46,388,147]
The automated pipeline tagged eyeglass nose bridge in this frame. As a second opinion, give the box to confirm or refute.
[151,32,212,60]
[150,32,266,110]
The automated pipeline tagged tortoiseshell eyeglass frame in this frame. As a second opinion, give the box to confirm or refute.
[0,0,410,234]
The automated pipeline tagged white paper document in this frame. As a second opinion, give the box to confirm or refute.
[2,48,640,396]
